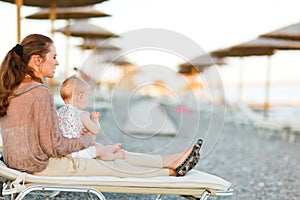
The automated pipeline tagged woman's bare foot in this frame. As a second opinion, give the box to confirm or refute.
[162,148,193,170]
[162,139,203,176]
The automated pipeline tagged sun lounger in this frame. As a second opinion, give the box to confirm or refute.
[0,161,233,200]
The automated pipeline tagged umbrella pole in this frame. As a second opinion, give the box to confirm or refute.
[15,0,23,43]
[64,19,71,79]
[48,0,57,94]
[237,57,244,103]
[49,0,56,37]
[263,55,272,120]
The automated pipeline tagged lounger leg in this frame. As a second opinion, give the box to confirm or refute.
[180,195,198,200]
[85,192,93,200]
[48,191,60,198]
[199,190,211,200]
[157,194,203,200]
[14,185,106,200]
[156,194,165,200]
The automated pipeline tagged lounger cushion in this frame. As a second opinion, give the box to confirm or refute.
[0,161,231,191]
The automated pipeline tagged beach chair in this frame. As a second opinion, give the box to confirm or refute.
[0,160,233,200]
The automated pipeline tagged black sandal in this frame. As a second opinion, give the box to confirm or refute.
[175,139,203,177]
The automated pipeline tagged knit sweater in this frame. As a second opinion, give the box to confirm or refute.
[0,83,94,173]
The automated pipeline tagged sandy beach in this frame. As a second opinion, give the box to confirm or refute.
[6,98,300,200]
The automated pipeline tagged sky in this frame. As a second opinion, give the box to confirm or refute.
[1,0,300,105]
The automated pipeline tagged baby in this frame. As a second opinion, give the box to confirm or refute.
[57,75,124,161]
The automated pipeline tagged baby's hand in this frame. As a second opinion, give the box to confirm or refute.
[80,128,89,135]
[80,128,96,136]
[90,111,101,121]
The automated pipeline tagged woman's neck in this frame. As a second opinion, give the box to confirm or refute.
[17,78,39,89]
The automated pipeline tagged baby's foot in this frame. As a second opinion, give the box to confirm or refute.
[114,149,125,159]
[106,143,122,153]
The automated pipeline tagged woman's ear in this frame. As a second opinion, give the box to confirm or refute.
[31,55,42,66]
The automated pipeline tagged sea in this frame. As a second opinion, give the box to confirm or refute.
[53,83,300,124]
[224,85,300,122]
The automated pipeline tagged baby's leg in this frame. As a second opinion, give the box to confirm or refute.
[96,143,124,161]
[98,149,125,161]
[98,149,117,161]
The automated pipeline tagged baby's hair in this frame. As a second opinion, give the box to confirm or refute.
[60,74,90,101]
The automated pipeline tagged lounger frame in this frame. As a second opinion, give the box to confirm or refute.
[0,160,233,200]
[1,181,233,200]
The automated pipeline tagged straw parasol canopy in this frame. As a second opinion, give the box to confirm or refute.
[231,37,300,51]
[179,54,225,74]
[56,21,118,39]
[98,50,130,65]
[25,6,110,20]
[78,38,121,51]
[211,37,300,58]
[1,0,108,7]
[211,46,275,57]
[0,0,108,42]
[260,22,300,41]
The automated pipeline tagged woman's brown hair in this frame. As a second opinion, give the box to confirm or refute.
[0,34,53,117]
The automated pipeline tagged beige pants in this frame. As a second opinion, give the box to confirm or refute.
[34,151,170,178]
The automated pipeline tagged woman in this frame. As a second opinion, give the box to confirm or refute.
[0,33,202,178]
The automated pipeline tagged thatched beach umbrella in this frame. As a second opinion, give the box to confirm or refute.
[179,54,225,74]
[56,21,118,39]
[98,50,131,65]
[212,37,300,119]
[2,0,108,7]
[56,21,118,77]
[211,47,275,57]
[73,37,131,88]
[77,39,132,88]
[177,54,224,98]
[211,46,275,118]
[25,6,110,34]
[1,0,108,42]
[78,38,121,51]
[25,6,111,78]
[25,6,110,20]
[231,37,300,51]
[260,22,300,41]
[1,0,109,95]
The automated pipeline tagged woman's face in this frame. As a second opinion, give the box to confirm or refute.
[39,44,59,79]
